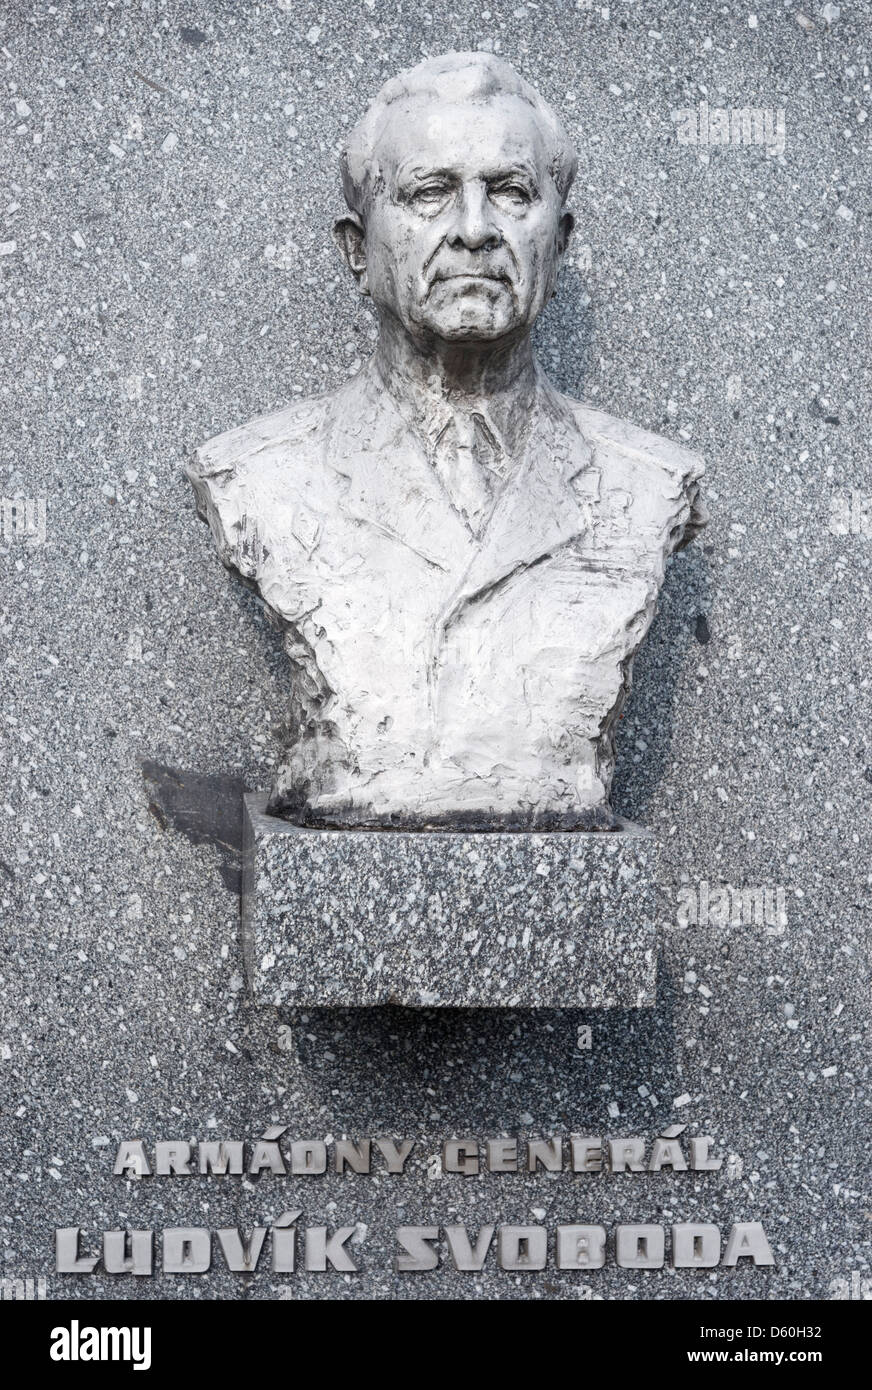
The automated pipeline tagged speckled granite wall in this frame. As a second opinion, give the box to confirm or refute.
[1,0,869,1300]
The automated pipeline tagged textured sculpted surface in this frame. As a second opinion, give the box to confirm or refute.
[242,794,659,1007]
[187,52,706,829]
[190,362,705,827]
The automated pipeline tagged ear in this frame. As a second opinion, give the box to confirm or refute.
[557,210,575,256]
[333,214,368,294]
[550,211,575,301]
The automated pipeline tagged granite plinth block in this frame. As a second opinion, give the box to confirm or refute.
[242,793,660,1008]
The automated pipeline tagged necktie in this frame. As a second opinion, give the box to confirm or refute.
[431,412,501,536]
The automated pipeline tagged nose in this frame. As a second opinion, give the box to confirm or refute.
[447,180,501,252]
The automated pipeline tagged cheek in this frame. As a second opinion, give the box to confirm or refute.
[370,215,424,289]
[515,220,560,290]
[512,235,544,288]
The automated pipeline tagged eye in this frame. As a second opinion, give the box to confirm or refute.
[489,182,535,210]
[409,183,451,207]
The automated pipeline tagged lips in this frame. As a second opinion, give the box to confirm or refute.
[431,271,509,285]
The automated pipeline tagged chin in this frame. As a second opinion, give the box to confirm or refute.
[418,283,519,341]
[433,320,512,342]
[422,305,518,341]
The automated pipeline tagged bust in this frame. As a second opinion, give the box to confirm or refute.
[187,52,706,830]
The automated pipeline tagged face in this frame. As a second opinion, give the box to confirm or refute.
[349,95,572,344]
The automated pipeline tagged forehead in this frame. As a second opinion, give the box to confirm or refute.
[376,94,551,182]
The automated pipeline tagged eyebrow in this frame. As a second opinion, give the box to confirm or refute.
[394,160,540,186]
[395,163,455,183]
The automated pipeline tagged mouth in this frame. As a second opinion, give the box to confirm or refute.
[431,272,510,288]
[435,270,505,279]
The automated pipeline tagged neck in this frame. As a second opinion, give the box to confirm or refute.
[373,313,540,453]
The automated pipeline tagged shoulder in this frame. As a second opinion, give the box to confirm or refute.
[185,394,329,586]
[185,373,375,581]
[566,397,705,488]
[562,395,709,550]
[186,363,383,503]
[187,391,333,496]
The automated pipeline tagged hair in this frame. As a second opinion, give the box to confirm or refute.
[340,51,578,218]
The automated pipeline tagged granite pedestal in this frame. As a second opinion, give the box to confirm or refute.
[242,793,660,1008]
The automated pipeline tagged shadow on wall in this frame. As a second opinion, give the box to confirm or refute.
[611,541,712,824]
[534,261,594,398]
[141,759,246,894]
[537,258,713,826]
[265,957,679,1131]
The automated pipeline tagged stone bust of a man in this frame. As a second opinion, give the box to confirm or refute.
[187,52,706,830]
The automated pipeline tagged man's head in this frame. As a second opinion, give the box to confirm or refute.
[335,52,577,345]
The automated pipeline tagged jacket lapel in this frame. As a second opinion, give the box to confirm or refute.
[330,367,597,610]
[439,384,597,630]
[333,367,474,576]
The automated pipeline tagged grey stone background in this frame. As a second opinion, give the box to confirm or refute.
[1,0,869,1300]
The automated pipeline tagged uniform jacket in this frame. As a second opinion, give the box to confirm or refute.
[187,359,706,828]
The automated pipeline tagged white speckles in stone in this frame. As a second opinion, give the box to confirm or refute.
[244,795,659,1006]
[0,3,865,1304]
